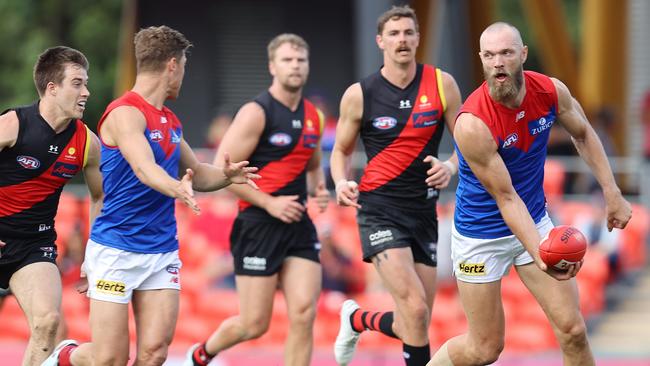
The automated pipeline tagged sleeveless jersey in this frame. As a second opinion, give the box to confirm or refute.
[0,102,90,263]
[238,91,323,222]
[454,71,558,238]
[359,64,447,211]
[91,91,182,253]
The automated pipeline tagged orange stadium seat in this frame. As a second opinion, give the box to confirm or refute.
[0,297,29,341]
[543,159,566,204]
[618,204,649,270]
[195,289,239,320]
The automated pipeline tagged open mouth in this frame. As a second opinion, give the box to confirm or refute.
[494,72,509,82]
[77,101,87,110]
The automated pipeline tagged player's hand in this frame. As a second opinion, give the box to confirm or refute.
[424,155,454,189]
[265,195,305,223]
[312,181,330,212]
[222,152,261,190]
[76,263,89,294]
[605,193,632,231]
[535,256,582,281]
[335,179,361,208]
[178,168,200,215]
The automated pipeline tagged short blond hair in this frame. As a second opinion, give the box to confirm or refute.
[134,25,192,72]
[267,33,309,62]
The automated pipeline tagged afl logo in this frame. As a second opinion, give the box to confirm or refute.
[149,130,164,142]
[502,133,519,149]
[17,155,40,169]
[372,116,397,130]
[269,132,292,146]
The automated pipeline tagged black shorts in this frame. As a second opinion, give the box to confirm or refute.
[358,202,438,266]
[0,243,58,290]
[230,217,320,276]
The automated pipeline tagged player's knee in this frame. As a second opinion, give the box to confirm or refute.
[136,342,169,366]
[31,310,60,337]
[556,318,588,347]
[470,338,504,364]
[243,318,271,339]
[403,298,430,328]
[288,301,317,328]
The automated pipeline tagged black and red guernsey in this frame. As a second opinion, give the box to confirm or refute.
[359,64,447,211]
[238,91,322,221]
[0,102,90,263]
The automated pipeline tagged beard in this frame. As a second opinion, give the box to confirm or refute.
[281,76,304,93]
[485,64,524,102]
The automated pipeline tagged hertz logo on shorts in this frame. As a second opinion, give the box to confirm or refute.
[458,262,486,276]
[95,280,126,296]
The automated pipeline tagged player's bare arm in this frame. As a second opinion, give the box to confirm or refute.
[179,138,259,192]
[455,113,576,280]
[214,101,304,223]
[331,82,363,208]
[101,105,199,213]
[425,71,461,188]
[553,78,632,231]
[82,131,104,226]
[0,111,19,152]
[306,130,329,212]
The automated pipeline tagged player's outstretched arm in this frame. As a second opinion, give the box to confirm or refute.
[102,106,199,213]
[331,83,363,208]
[553,78,632,231]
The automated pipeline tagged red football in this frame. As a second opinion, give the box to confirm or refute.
[539,225,588,270]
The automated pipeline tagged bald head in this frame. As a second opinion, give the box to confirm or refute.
[478,22,527,104]
[480,22,524,50]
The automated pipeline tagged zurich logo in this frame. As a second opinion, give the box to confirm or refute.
[17,155,40,169]
[372,116,397,130]
[528,107,557,136]
[269,132,292,146]
[502,133,518,149]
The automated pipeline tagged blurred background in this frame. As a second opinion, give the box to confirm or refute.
[1,0,649,364]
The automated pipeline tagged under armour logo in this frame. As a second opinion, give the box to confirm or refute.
[399,100,412,109]
[292,119,302,128]
[48,145,59,154]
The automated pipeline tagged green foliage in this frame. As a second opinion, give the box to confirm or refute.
[495,0,581,73]
[0,0,121,130]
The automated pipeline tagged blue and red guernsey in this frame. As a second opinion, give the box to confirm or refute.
[455,71,558,238]
[238,91,323,222]
[0,102,90,262]
[91,91,182,253]
[359,64,447,211]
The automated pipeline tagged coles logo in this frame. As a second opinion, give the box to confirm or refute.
[502,133,519,149]
[269,132,292,146]
[149,130,164,142]
[17,155,40,169]
[372,116,397,130]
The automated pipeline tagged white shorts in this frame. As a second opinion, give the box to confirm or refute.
[451,214,554,283]
[84,239,182,304]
